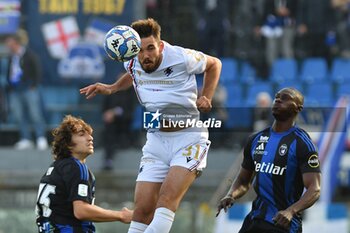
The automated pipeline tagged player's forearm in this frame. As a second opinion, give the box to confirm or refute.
[74,203,124,222]
[201,57,221,100]
[285,185,320,215]
[110,74,133,93]
[227,176,251,200]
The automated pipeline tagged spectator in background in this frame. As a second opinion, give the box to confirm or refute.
[260,0,298,67]
[332,0,350,58]
[253,91,273,132]
[196,0,231,57]
[101,87,137,171]
[230,0,267,78]
[4,29,48,150]
[296,0,336,62]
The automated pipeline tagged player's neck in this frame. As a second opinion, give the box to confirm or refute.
[72,154,87,163]
[272,120,295,133]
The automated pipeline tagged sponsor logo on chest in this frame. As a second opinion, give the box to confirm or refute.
[254,161,287,175]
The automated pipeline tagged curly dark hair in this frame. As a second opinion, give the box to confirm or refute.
[131,18,161,41]
[52,115,93,160]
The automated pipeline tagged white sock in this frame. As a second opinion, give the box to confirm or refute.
[144,207,175,233]
[127,221,148,233]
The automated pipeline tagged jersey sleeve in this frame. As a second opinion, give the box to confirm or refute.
[61,161,92,203]
[296,131,321,173]
[182,48,207,75]
[241,135,255,170]
[123,59,135,75]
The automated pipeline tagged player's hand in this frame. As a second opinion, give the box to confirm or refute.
[80,83,113,99]
[196,96,212,113]
[216,195,235,217]
[272,209,294,230]
[119,207,133,224]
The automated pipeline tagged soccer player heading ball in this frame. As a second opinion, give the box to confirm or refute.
[217,88,321,233]
[35,115,132,232]
[80,18,222,233]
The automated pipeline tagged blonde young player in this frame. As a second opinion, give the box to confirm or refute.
[80,18,222,233]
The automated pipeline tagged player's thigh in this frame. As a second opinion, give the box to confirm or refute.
[133,181,162,223]
[157,166,197,211]
[171,128,210,172]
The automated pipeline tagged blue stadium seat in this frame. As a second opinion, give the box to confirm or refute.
[330,58,350,84]
[275,81,303,94]
[225,107,253,130]
[219,58,238,84]
[270,58,298,84]
[335,83,350,99]
[304,82,334,107]
[239,61,257,84]
[42,86,80,125]
[224,84,243,107]
[245,81,274,106]
[300,58,328,84]
[131,105,143,131]
[196,74,204,89]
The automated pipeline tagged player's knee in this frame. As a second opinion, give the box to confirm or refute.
[132,207,154,224]
[157,194,179,212]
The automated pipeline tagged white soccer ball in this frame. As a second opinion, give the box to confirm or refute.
[104,25,141,62]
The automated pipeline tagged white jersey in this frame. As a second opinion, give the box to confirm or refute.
[124,41,207,117]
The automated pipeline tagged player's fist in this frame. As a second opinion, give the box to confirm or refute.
[272,209,293,230]
[80,83,113,99]
[119,207,133,224]
[196,96,212,113]
[216,195,235,217]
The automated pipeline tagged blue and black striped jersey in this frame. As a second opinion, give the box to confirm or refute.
[36,157,96,233]
[242,126,320,233]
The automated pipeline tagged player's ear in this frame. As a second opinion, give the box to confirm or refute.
[159,41,164,52]
[297,104,303,113]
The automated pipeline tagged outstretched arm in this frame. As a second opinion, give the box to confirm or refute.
[73,200,133,223]
[216,167,255,216]
[196,55,221,113]
[80,73,133,99]
[272,172,321,229]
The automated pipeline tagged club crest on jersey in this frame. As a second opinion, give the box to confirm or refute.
[308,154,320,168]
[279,144,288,156]
[164,67,173,76]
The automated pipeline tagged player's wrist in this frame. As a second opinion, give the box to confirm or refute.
[225,193,235,200]
[201,95,212,102]
[286,206,297,216]
[109,86,116,94]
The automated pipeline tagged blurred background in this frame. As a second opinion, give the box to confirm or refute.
[0,0,350,232]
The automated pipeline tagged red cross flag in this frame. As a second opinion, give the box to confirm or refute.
[41,16,80,59]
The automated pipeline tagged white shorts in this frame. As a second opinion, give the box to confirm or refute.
[136,128,211,182]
